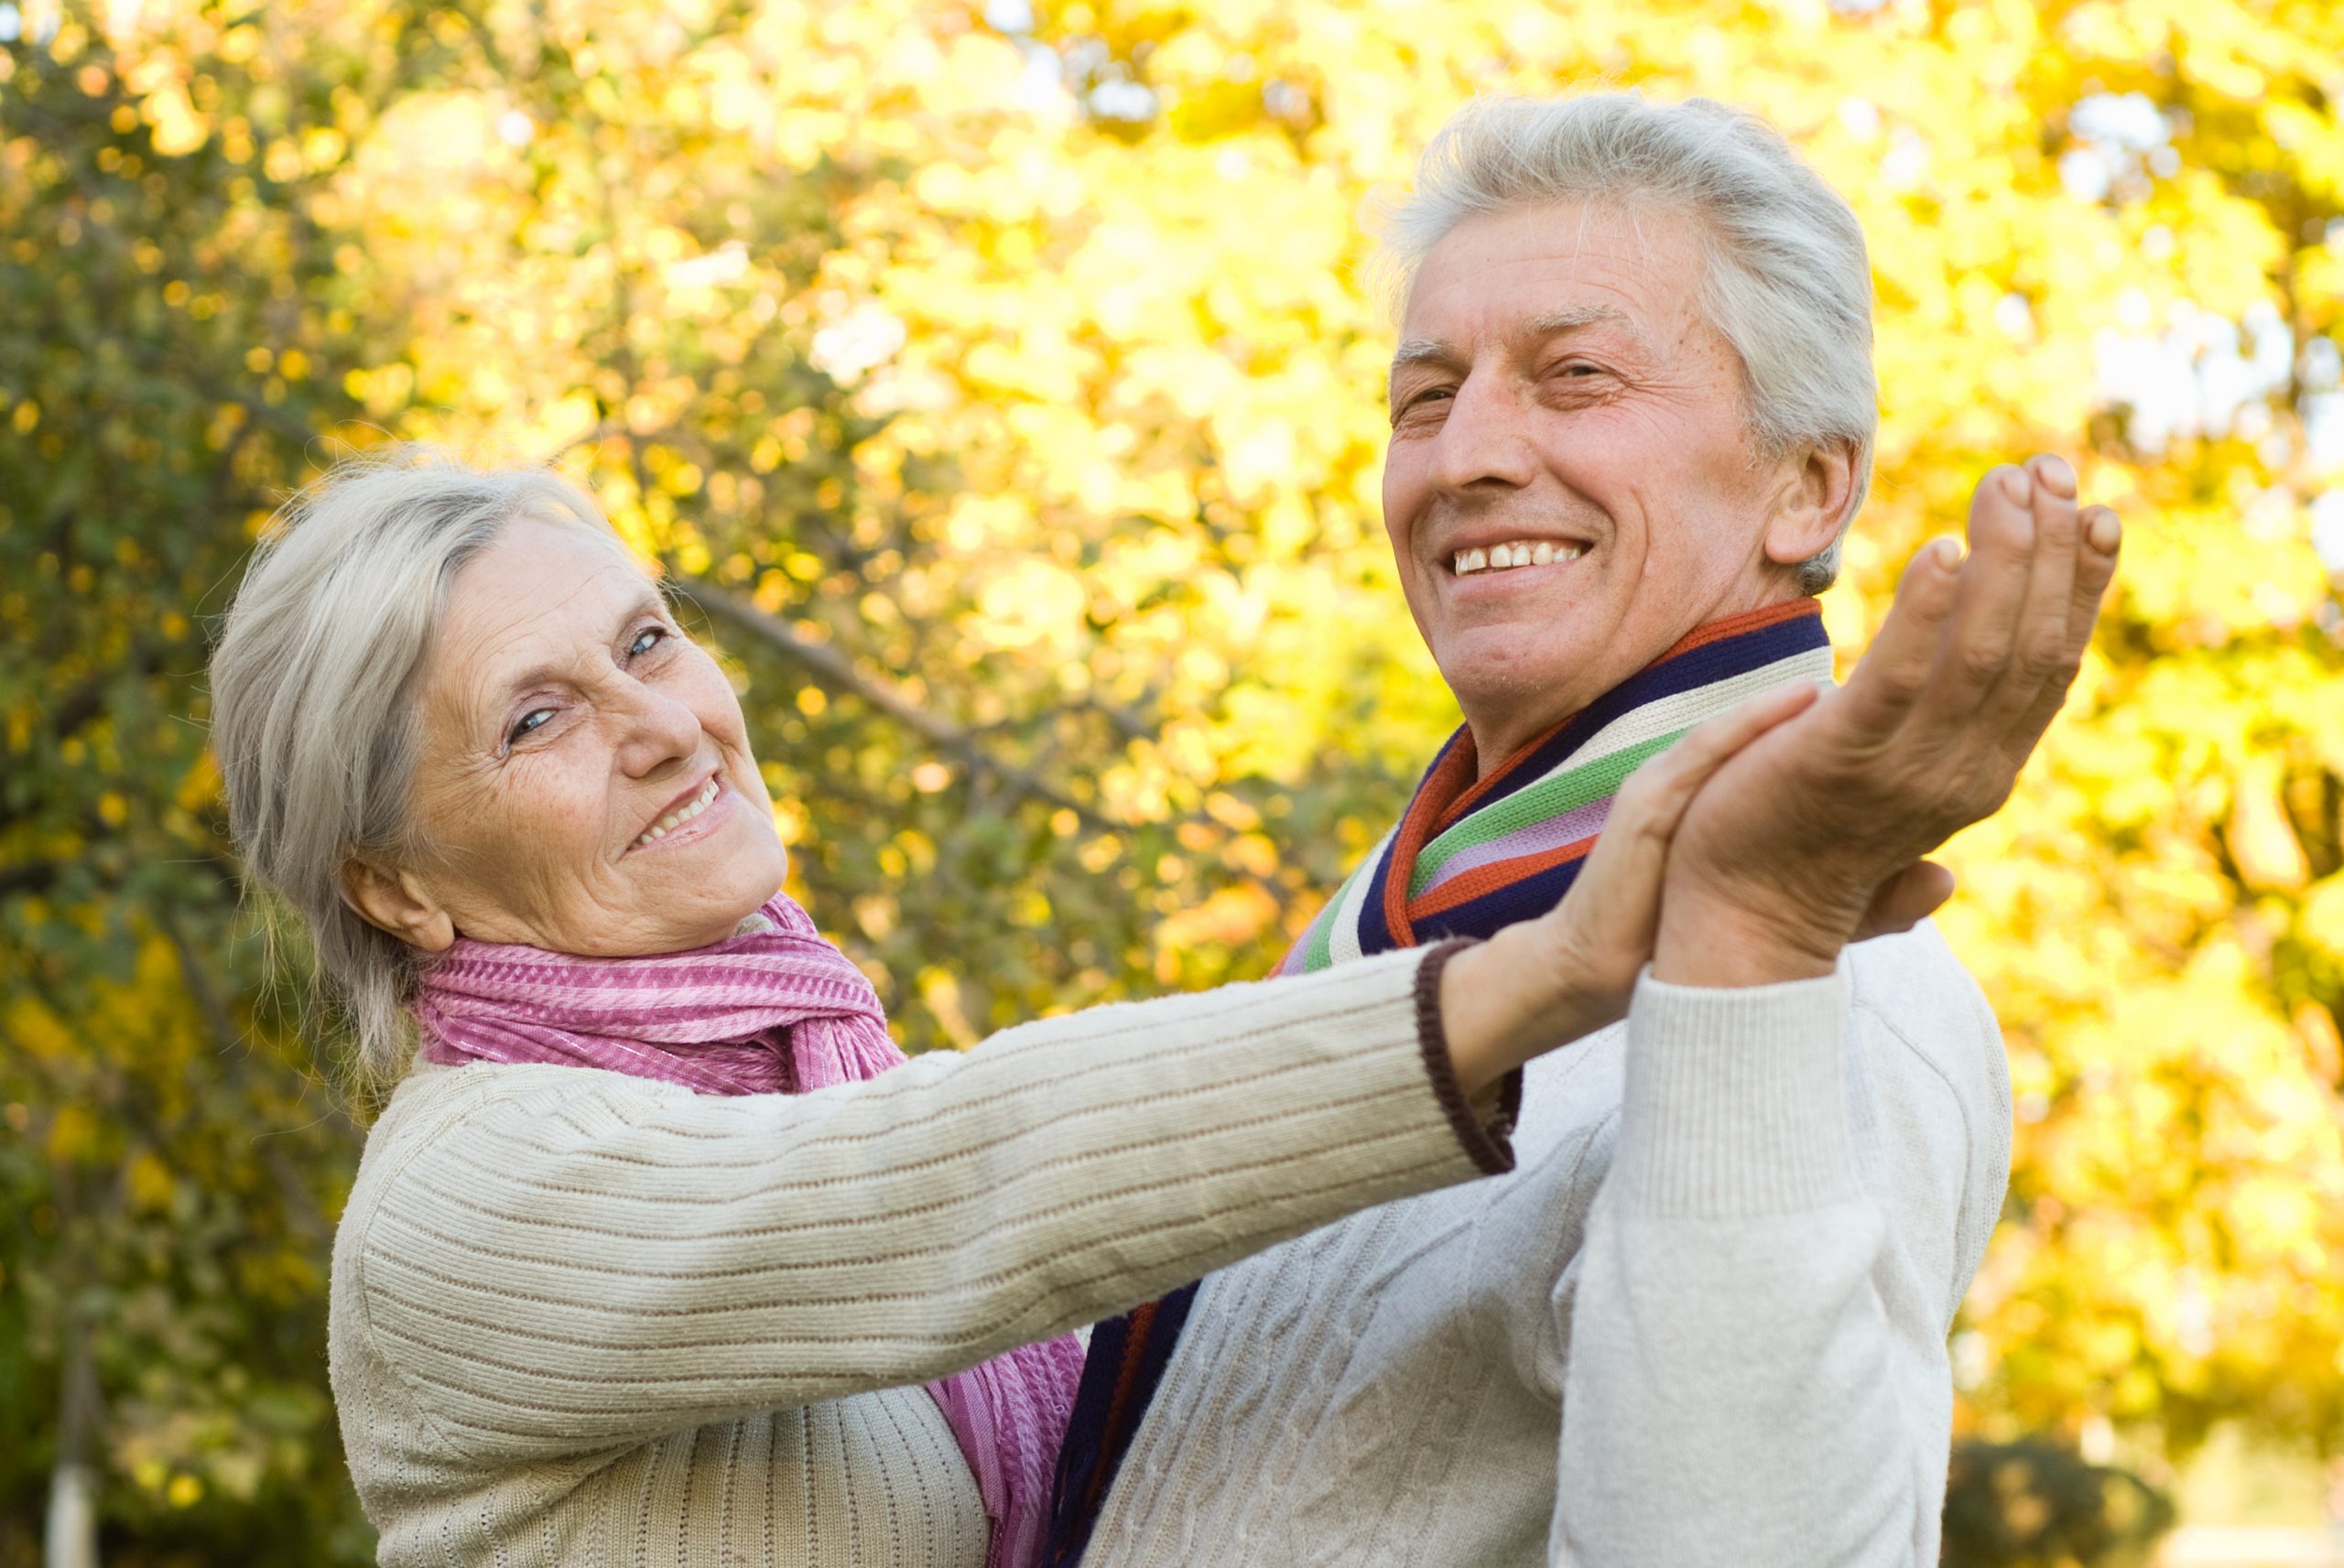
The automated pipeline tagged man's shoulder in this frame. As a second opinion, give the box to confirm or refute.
[1844,920,2007,1110]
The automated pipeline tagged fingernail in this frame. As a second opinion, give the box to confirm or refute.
[2086,508,2122,553]
[2032,454,2077,497]
[1997,467,2030,503]
[1930,535,1963,569]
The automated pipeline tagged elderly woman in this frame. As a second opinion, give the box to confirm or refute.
[208,450,1847,1567]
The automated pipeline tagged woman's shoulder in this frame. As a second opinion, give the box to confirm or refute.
[354,1057,705,1182]
[343,1062,626,1238]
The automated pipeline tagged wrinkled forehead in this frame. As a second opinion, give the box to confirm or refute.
[1394,199,1714,358]
[426,516,661,719]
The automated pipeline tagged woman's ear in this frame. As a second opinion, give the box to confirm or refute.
[1761,441,1861,571]
[341,856,458,953]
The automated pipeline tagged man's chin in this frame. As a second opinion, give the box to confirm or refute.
[1433,623,1650,746]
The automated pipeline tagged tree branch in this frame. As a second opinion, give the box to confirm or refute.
[668,576,1110,826]
[673,575,1295,906]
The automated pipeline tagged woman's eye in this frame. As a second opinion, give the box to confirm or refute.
[508,708,556,744]
[628,625,668,659]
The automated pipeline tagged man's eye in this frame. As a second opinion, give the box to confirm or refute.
[509,708,556,744]
[628,625,668,659]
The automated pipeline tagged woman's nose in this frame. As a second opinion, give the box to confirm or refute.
[613,686,704,777]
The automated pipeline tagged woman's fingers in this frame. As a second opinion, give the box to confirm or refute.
[1614,679,1819,837]
[1546,681,1820,979]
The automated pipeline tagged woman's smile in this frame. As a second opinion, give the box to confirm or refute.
[629,770,736,853]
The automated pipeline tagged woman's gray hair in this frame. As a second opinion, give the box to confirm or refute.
[209,447,630,1080]
[1373,92,1877,591]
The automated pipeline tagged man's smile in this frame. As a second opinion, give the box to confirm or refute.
[1449,538,1590,576]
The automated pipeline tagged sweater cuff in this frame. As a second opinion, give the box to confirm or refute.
[1413,938,1518,1175]
[1611,961,1856,1218]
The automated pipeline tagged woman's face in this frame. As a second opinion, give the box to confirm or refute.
[369,517,790,956]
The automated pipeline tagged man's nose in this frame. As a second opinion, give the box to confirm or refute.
[613,683,703,777]
[1427,373,1539,492]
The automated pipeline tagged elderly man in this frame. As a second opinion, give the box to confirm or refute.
[1042,93,2120,1566]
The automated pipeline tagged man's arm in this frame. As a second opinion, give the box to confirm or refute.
[1550,952,2003,1566]
[1545,456,2114,1566]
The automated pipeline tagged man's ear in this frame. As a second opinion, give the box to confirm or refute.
[1761,441,1861,571]
[340,856,457,954]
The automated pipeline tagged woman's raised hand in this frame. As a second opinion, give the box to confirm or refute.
[1436,680,1955,1098]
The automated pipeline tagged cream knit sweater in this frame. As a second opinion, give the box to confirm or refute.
[1080,924,2010,1567]
[328,944,1505,1567]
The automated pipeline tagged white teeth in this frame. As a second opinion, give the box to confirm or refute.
[1451,540,1584,576]
[635,775,722,847]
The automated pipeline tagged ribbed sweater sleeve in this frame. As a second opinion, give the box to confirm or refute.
[1552,962,1989,1568]
[342,945,1498,1465]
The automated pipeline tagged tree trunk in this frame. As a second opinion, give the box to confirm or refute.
[44,1319,99,1568]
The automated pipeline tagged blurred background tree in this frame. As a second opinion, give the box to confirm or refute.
[3,0,2340,1561]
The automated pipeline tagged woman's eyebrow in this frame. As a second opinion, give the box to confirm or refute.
[483,591,668,706]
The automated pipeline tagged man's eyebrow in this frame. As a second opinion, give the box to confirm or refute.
[1390,306,1644,378]
[1519,305,1640,342]
[1390,338,1463,373]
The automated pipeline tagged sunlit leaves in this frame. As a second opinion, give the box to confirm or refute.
[8,0,2344,1555]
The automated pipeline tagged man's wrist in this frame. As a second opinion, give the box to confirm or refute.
[1651,881,1848,989]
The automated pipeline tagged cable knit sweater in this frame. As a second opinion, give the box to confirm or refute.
[328,944,1509,1567]
[1078,924,2010,1567]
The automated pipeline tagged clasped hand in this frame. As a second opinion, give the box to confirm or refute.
[1441,456,2122,1095]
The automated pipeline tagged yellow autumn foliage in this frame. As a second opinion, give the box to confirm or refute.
[9,0,2344,1554]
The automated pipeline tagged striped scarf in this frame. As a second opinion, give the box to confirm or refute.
[1041,599,1833,1563]
[415,892,1085,1568]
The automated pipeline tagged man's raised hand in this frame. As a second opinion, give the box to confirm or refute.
[1649,455,2122,988]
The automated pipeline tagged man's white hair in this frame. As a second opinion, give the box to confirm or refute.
[1375,92,1877,591]
[209,448,634,1080]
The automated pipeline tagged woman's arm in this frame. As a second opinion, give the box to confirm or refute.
[341,687,1814,1467]
[346,944,1486,1465]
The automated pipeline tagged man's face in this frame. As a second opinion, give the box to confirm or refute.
[1383,200,1820,765]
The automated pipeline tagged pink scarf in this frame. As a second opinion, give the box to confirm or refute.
[413,894,1082,1568]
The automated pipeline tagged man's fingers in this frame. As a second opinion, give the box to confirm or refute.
[2067,503,2121,649]
[2006,502,2122,755]
[2027,450,2078,501]
[1852,860,1957,941]
[1835,535,1963,743]
[1930,464,2040,717]
[1973,455,2085,730]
